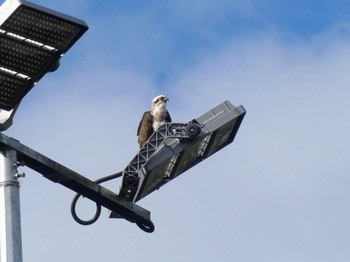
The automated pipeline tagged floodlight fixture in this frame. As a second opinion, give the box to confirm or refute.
[115,101,246,205]
[0,0,88,112]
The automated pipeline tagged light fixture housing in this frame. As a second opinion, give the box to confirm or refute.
[0,0,88,111]
[115,101,246,205]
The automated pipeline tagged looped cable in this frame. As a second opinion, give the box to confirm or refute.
[70,172,123,225]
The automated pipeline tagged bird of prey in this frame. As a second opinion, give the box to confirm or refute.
[137,95,172,148]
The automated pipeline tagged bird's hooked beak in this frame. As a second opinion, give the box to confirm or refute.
[164,97,169,102]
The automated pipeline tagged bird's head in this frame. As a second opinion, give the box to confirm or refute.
[151,95,169,109]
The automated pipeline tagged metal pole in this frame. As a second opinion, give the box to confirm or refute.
[0,149,23,262]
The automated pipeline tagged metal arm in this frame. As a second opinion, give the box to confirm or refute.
[0,133,154,232]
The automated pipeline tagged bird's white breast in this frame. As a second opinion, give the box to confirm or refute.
[152,104,167,130]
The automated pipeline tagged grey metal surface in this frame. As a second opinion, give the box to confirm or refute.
[0,133,153,229]
[0,105,18,132]
[117,100,246,204]
[0,149,23,262]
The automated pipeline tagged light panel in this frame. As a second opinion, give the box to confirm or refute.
[135,120,240,201]
[0,71,30,109]
[0,0,88,111]
[204,118,240,157]
[1,4,87,51]
[0,33,57,78]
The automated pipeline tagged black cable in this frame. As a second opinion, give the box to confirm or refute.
[70,172,123,225]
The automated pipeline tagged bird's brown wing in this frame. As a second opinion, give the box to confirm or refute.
[165,110,172,122]
[137,111,154,148]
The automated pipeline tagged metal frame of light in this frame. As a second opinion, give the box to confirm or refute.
[116,101,246,204]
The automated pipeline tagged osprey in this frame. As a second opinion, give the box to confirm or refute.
[137,95,172,148]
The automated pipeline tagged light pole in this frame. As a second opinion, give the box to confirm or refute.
[0,149,22,262]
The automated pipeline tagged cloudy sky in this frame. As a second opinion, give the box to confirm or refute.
[2,0,350,261]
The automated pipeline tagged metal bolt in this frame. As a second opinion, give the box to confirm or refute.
[15,173,25,179]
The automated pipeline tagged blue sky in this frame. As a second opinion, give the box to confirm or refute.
[2,0,350,261]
